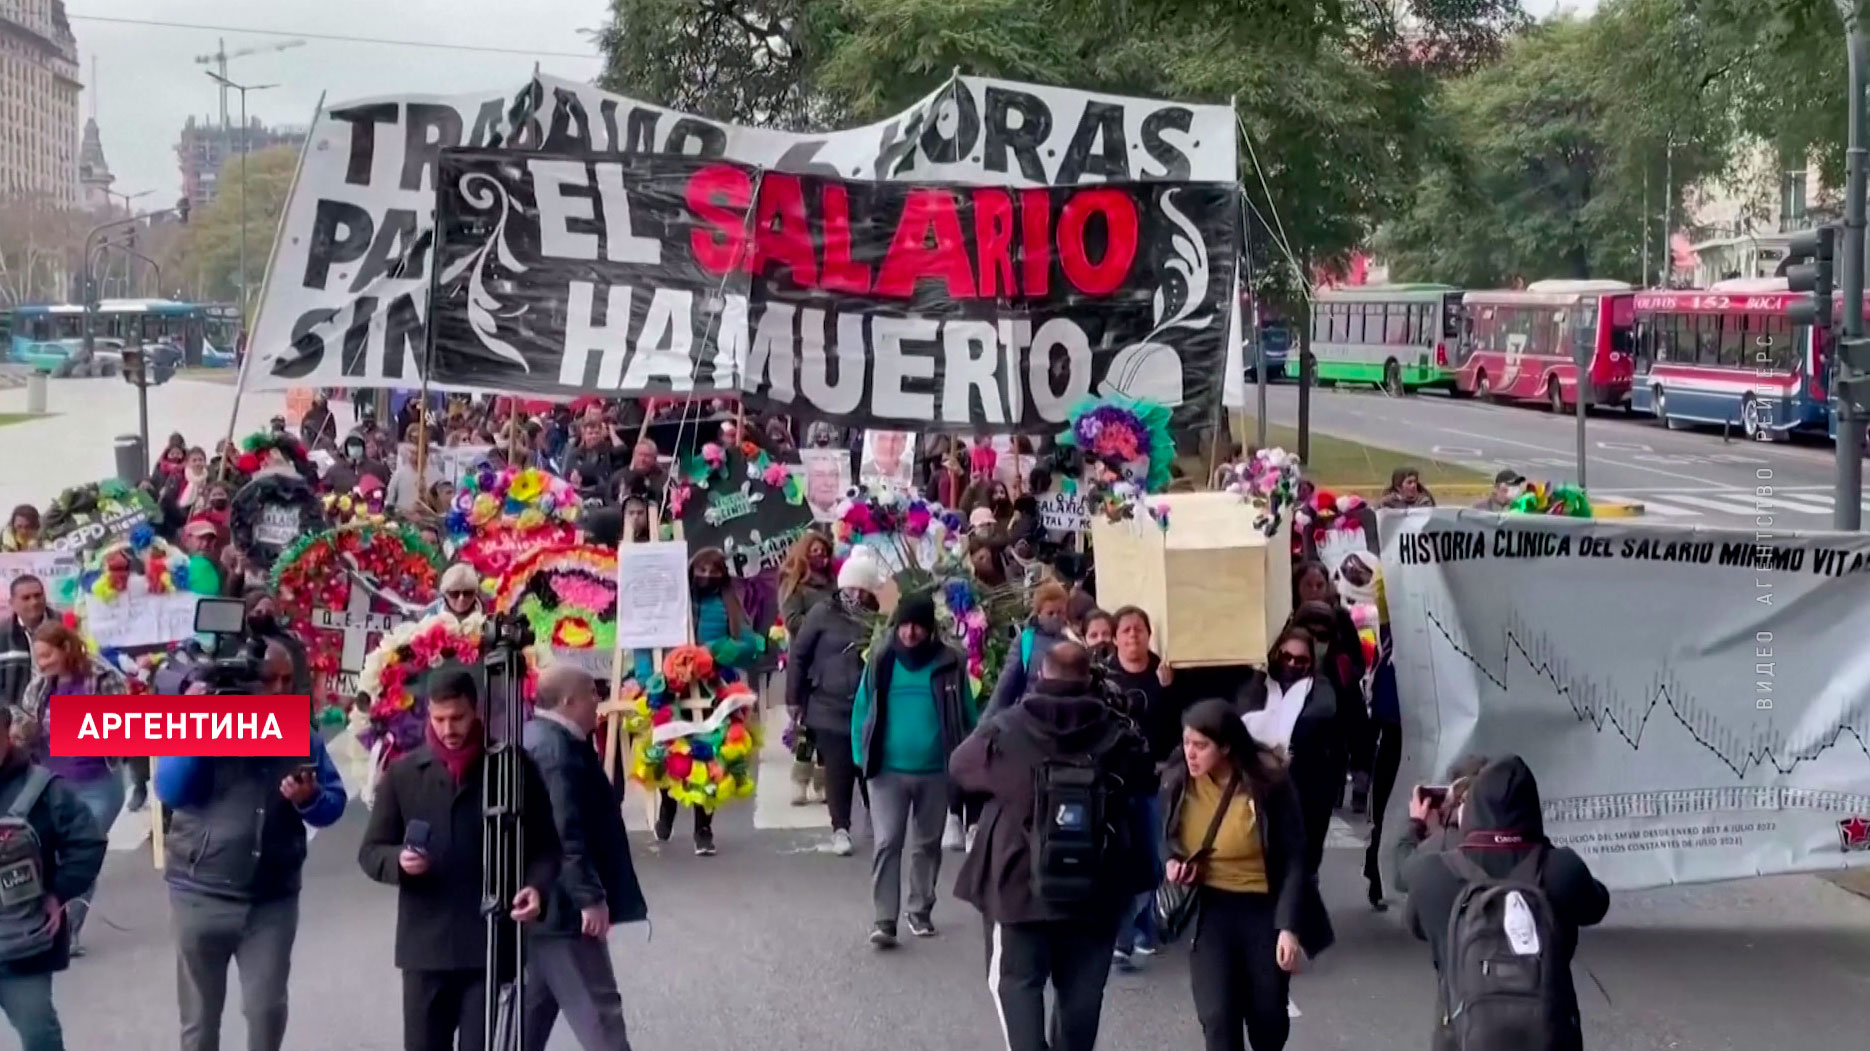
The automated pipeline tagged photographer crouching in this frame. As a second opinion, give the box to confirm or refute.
[155,598,349,1051]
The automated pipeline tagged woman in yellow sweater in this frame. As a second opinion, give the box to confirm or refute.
[1161,699,1334,1051]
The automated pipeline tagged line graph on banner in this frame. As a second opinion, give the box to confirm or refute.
[1420,603,1870,781]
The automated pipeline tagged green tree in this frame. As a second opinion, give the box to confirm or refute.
[595,0,1523,302]
[166,145,300,306]
[1380,0,1738,286]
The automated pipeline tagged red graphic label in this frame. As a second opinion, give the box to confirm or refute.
[46,695,312,757]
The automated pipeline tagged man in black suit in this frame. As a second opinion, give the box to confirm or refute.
[359,667,561,1051]
[520,666,647,1051]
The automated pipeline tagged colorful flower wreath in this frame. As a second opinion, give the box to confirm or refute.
[272,523,447,702]
[82,525,220,602]
[621,644,761,811]
[229,472,326,571]
[448,467,581,582]
[828,484,965,583]
[357,611,535,757]
[1059,395,1176,491]
[1220,447,1303,536]
[39,478,160,551]
[230,430,318,485]
[936,574,1029,695]
[668,440,805,519]
[1509,481,1593,517]
[492,544,618,669]
[322,488,388,528]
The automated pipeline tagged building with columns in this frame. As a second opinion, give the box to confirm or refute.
[0,0,81,204]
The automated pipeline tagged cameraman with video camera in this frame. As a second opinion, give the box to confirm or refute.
[156,598,348,1051]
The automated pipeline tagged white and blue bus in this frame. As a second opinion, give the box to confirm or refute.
[5,300,236,372]
[1629,279,1831,440]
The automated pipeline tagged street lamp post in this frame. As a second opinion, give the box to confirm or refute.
[204,71,275,337]
[82,202,189,476]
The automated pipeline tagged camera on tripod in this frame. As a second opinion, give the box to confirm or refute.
[149,597,269,695]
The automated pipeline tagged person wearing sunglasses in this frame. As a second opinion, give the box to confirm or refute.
[435,564,484,628]
[1241,623,1344,882]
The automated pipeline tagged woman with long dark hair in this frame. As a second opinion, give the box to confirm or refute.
[1164,699,1331,1051]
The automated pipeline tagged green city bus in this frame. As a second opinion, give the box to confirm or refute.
[1308,284,1464,394]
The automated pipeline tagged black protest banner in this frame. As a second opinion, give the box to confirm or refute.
[428,152,1239,432]
[429,150,747,398]
[734,169,1239,432]
[675,450,814,579]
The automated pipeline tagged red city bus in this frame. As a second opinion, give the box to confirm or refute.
[1456,280,1637,410]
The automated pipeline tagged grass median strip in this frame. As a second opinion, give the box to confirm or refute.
[1228,417,1496,497]
[0,413,39,428]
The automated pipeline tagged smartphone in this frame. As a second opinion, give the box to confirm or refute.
[1417,784,1452,809]
[404,819,432,854]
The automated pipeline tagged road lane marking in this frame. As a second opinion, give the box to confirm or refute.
[1650,493,1772,516]
[1434,426,1736,488]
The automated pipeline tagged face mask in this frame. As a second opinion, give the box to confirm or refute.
[693,574,725,595]
[1270,660,1307,688]
[248,611,279,635]
[808,553,830,573]
[210,497,230,511]
[345,445,364,462]
[1036,612,1066,635]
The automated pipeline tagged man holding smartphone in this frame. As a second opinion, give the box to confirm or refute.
[520,666,646,1051]
[359,666,560,1051]
[156,637,349,1051]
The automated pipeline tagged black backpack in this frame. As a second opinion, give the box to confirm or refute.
[1439,847,1572,1051]
[1002,717,1135,907]
[0,767,57,963]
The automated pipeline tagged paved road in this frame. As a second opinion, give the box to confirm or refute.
[64,778,1870,1051]
[1252,383,1868,528]
[0,376,288,514]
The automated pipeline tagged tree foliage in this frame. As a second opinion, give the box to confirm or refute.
[596,0,1523,304]
[163,146,301,306]
[0,195,83,307]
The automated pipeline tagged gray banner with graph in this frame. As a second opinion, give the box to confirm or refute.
[1379,508,1870,891]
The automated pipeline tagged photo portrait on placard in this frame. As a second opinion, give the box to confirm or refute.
[797,448,852,522]
[859,430,915,490]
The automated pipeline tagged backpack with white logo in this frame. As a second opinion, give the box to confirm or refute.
[0,767,57,963]
[1002,717,1133,907]
[1439,847,1570,1051]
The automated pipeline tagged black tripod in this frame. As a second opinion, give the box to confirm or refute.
[481,611,534,1050]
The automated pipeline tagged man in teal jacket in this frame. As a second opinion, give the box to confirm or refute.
[851,593,977,947]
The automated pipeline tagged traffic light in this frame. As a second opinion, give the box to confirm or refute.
[1786,223,1838,330]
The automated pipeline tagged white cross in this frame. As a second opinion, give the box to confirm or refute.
[311,586,403,673]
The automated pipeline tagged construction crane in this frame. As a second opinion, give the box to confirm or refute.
[194,38,305,131]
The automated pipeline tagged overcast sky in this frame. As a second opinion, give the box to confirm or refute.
[71,0,608,204]
[70,0,1597,206]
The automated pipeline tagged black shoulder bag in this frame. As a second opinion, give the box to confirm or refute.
[1153,772,1243,944]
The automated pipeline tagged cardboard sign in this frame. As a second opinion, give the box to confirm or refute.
[1036,490,1091,533]
[0,552,81,608]
[84,591,202,649]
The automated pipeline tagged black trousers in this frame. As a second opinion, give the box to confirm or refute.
[1362,720,1403,897]
[950,784,984,824]
[402,968,486,1051]
[656,791,713,837]
[1190,889,1290,1051]
[815,728,861,832]
[984,916,1120,1051]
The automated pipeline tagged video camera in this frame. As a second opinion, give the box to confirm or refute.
[149,598,269,696]
[1088,642,1147,726]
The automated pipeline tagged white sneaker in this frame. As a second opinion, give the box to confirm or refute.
[964,824,978,852]
[830,829,854,856]
[942,813,965,852]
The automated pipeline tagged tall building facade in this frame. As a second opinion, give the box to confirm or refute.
[176,116,306,211]
[76,115,112,210]
[0,0,82,203]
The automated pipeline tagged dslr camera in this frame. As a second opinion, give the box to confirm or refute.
[1088,642,1146,726]
[149,598,269,696]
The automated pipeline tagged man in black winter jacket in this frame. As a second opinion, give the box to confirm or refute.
[359,668,561,1051]
[0,575,51,712]
[1399,755,1610,1051]
[950,642,1156,1051]
[521,666,646,1051]
[0,707,106,1051]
